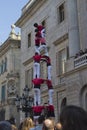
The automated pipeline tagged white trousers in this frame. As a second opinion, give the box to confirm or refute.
[34,46,40,54]
[34,88,41,106]
[38,44,48,53]
[47,65,52,80]
[33,62,40,78]
[48,89,54,105]
[41,29,45,38]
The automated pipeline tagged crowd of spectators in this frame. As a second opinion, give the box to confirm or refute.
[74,48,87,58]
[0,105,87,130]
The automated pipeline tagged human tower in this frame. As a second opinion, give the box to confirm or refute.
[32,23,55,119]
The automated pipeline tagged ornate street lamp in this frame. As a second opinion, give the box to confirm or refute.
[15,85,33,118]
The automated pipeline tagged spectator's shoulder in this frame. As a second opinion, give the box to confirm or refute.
[30,127,36,130]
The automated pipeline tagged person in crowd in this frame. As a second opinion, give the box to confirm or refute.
[59,105,87,130]
[22,118,34,130]
[34,29,41,53]
[12,124,18,130]
[41,54,52,80]
[31,115,45,130]
[43,119,55,130]
[32,78,44,105]
[74,53,79,58]
[45,55,52,80]
[18,122,23,130]
[9,116,16,125]
[79,49,84,56]
[46,79,54,105]
[84,48,87,54]
[54,123,62,130]
[0,120,12,130]
[47,56,52,80]
[34,23,45,38]
[37,34,47,54]
[33,52,42,78]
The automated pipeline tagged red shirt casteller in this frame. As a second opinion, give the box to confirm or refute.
[32,78,44,85]
[35,38,40,46]
[46,79,53,89]
[41,55,51,66]
[33,54,42,63]
[37,25,44,32]
[35,31,41,38]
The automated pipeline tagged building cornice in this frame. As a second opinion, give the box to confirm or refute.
[0,38,20,57]
[53,33,68,46]
[23,57,33,66]
[15,0,48,27]
[58,61,87,78]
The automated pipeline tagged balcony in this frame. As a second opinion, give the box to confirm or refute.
[74,54,87,68]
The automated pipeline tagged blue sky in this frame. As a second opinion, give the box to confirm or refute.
[0,0,29,44]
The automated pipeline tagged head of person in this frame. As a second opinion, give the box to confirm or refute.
[43,119,54,130]
[0,121,12,130]
[18,122,23,130]
[12,124,18,130]
[35,52,39,55]
[35,29,38,32]
[22,118,34,130]
[9,116,16,125]
[38,115,45,124]
[59,105,87,130]
[55,123,62,130]
[34,23,38,27]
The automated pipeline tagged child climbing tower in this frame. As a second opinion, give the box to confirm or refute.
[32,23,55,119]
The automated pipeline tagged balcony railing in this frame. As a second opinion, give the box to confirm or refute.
[74,54,87,68]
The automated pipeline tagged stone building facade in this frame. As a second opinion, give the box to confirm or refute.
[15,0,87,121]
[0,25,21,122]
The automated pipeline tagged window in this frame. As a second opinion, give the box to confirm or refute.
[58,3,65,23]
[57,49,66,75]
[1,60,3,74]
[4,57,7,71]
[1,85,5,102]
[0,58,7,74]
[28,33,31,48]
[25,68,33,89]
[3,61,5,72]
[80,84,87,111]
[0,65,1,75]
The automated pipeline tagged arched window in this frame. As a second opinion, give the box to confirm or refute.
[61,97,67,112]
[80,84,87,111]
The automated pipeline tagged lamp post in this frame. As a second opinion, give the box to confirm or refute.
[15,85,33,118]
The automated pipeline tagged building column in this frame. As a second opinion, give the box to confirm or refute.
[67,0,80,57]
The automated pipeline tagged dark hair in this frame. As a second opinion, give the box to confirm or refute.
[43,122,48,130]
[35,52,39,55]
[34,23,38,27]
[35,29,38,32]
[59,105,87,130]
[9,116,15,125]
[0,121,12,130]
[18,122,23,130]
[38,115,45,124]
